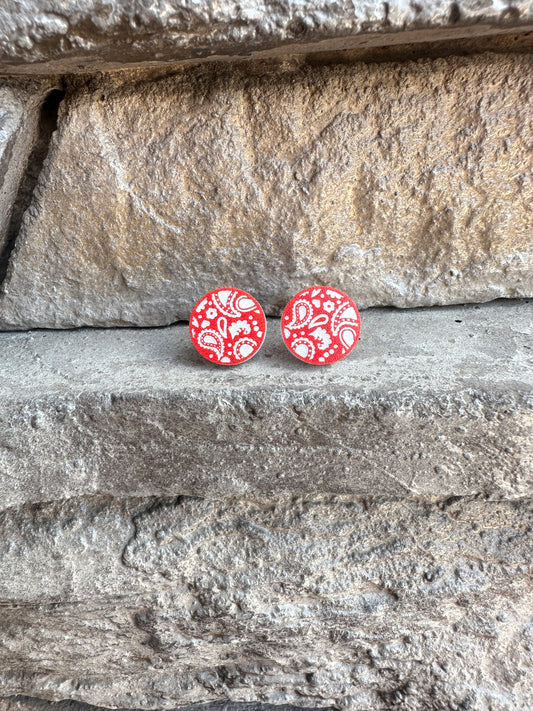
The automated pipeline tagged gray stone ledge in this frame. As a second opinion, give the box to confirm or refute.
[1,0,533,74]
[0,301,531,510]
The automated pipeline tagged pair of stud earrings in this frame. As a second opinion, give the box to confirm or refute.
[189,286,361,365]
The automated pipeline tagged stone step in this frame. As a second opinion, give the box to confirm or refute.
[1,52,532,329]
[0,493,530,709]
[1,0,533,74]
[0,300,531,511]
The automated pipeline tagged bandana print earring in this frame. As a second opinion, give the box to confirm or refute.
[281,287,360,364]
[190,288,266,365]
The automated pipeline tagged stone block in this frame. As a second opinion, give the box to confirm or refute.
[1,54,532,329]
[0,302,530,511]
[0,494,530,709]
[1,0,533,74]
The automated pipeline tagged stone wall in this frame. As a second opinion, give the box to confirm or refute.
[0,3,531,711]
[1,52,532,328]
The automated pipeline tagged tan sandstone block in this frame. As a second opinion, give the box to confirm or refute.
[0,53,532,328]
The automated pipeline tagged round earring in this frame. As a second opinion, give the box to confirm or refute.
[189,287,266,365]
[281,287,360,364]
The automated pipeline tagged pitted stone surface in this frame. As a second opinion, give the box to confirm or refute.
[1,54,532,329]
[1,0,533,74]
[0,302,530,510]
[0,494,530,709]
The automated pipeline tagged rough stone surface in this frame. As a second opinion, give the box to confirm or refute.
[0,301,531,510]
[0,700,310,711]
[1,53,532,329]
[0,82,51,261]
[0,87,24,252]
[2,0,533,74]
[0,494,531,709]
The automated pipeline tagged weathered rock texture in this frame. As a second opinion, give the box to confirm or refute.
[2,0,533,74]
[1,53,532,328]
[0,82,57,268]
[0,700,308,711]
[0,301,531,510]
[0,494,531,709]
[0,86,26,254]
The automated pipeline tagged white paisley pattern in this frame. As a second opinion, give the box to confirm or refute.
[190,288,265,364]
[282,287,360,363]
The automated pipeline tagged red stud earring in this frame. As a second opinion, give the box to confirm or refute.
[189,287,266,365]
[281,287,360,364]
